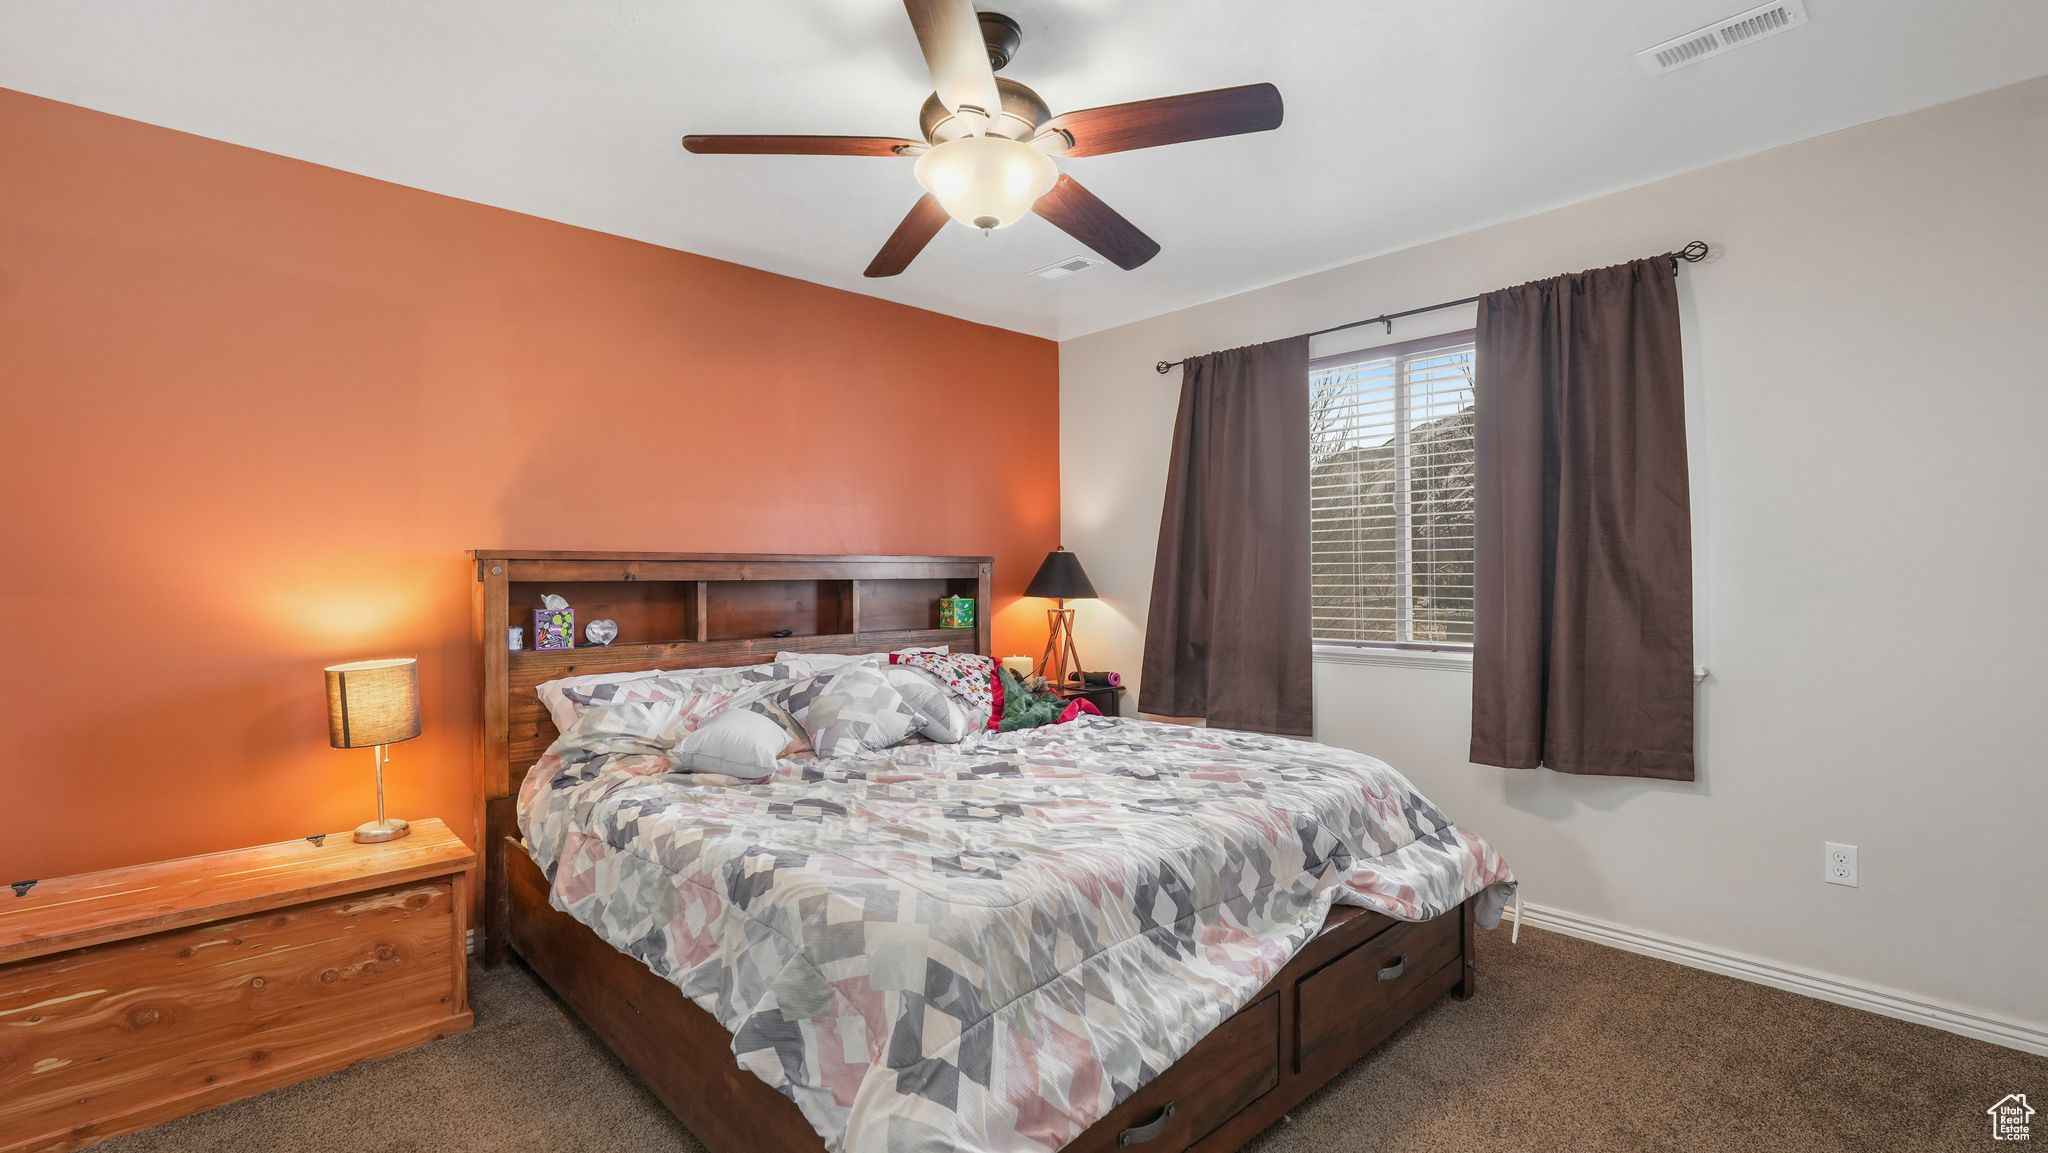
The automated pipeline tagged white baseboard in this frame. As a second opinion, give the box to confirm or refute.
[1503,901,2048,1058]
[466,927,478,957]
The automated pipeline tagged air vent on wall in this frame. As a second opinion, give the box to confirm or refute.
[1637,0,1808,75]
[1028,255,1103,282]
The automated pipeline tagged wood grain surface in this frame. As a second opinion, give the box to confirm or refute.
[0,820,473,964]
[0,881,468,1152]
[0,824,473,1152]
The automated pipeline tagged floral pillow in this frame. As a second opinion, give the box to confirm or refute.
[888,651,1001,731]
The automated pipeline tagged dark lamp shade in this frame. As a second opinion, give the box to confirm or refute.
[325,658,422,749]
[1025,548,1097,600]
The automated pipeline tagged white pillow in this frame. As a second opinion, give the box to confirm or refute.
[882,665,973,743]
[675,708,792,780]
[535,662,767,734]
[775,646,948,677]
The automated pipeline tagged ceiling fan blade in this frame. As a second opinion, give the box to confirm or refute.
[903,0,1002,121]
[683,135,922,157]
[1039,83,1283,157]
[1031,175,1160,271]
[865,194,952,278]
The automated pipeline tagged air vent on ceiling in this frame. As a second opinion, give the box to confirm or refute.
[1637,0,1808,75]
[1028,255,1103,282]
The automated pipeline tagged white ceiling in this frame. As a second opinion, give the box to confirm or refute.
[4,1,2045,340]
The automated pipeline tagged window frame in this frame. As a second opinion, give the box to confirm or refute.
[1307,329,1479,654]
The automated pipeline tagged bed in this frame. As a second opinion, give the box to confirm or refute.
[474,551,1514,1153]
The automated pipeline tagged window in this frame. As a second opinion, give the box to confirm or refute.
[1310,332,1477,647]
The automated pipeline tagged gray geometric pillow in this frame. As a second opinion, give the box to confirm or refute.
[652,660,805,696]
[881,665,974,743]
[562,661,806,728]
[717,663,815,752]
[781,665,920,758]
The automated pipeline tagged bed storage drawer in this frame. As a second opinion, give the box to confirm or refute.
[1067,993,1280,1153]
[1295,909,1462,1081]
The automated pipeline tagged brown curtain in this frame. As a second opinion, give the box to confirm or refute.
[1142,337,1313,736]
[1469,258,1695,780]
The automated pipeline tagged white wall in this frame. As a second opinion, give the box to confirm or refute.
[1059,77,2048,1030]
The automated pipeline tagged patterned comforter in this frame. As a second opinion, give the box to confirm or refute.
[519,714,1515,1153]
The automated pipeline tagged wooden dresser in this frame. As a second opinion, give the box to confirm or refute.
[0,820,474,1153]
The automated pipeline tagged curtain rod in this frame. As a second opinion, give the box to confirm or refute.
[1153,241,1710,375]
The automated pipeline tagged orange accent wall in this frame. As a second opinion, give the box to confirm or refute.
[0,88,1058,882]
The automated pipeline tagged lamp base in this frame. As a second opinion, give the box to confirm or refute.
[354,817,410,844]
[1036,604,1084,688]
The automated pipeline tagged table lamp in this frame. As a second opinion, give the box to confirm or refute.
[324,657,421,844]
[1025,547,1097,686]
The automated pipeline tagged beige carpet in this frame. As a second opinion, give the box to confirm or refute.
[99,926,2044,1153]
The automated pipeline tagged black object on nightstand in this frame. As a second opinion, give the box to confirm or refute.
[1056,682,1125,718]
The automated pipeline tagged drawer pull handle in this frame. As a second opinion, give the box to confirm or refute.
[1377,955,1407,982]
[1118,1102,1175,1147]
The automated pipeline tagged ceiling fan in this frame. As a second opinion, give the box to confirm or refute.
[682,0,1284,278]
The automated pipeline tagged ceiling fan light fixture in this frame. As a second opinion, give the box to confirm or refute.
[684,5,1281,276]
[913,135,1057,231]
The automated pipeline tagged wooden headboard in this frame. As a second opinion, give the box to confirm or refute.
[469,550,992,959]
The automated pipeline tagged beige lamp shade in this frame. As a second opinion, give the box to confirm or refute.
[324,658,421,749]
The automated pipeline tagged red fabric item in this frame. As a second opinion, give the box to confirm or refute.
[987,670,1004,730]
[1056,699,1102,725]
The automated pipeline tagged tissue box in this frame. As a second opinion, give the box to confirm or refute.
[939,596,975,629]
[534,606,576,650]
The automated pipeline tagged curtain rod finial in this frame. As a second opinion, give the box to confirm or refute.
[1155,360,1173,375]
[1670,240,1710,272]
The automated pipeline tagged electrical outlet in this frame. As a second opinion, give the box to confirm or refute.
[1825,842,1858,887]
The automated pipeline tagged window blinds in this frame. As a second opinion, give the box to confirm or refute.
[1308,334,1477,646]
